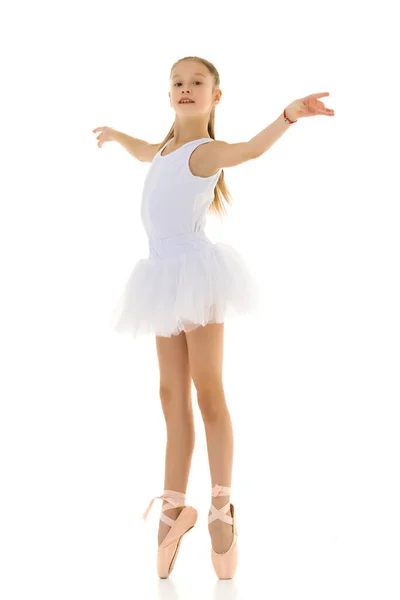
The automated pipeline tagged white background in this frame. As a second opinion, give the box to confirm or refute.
[1,0,399,599]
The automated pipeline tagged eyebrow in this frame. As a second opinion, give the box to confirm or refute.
[172,72,207,79]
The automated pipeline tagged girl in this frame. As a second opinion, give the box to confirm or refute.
[93,56,334,579]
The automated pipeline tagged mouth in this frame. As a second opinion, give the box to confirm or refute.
[179,99,195,104]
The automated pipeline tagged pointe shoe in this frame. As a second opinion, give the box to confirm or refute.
[143,489,198,579]
[208,484,238,579]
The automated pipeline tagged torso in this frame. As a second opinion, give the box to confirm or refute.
[160,138,220,178]
[160,142,188,157]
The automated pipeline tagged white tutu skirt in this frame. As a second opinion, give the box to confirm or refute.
[111,240,262,339]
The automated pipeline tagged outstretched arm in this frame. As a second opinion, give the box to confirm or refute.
[248,92,334,158]
[111,130,160,162]
[92,126,159,162]
[202,92,335,170]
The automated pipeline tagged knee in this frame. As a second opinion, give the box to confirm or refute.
[196,385,226,422]
[159,386,192,417]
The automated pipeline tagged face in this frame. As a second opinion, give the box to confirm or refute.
[169,61,221,116]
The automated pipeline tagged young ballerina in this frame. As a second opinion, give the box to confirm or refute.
[93,56,334,579]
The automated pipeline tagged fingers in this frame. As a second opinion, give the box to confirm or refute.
[322,106,335,115]
[92,127,103,145]
[317,100,335,116]
[312,92,330,98]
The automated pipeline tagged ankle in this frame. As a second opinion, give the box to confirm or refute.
[210,496,230,510]
[158,505,185,546]
[162,505,184,518]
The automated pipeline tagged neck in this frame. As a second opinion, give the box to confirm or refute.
[173,119,211,144]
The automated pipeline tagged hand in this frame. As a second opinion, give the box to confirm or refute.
[92,126,117,148]
[286,92,335,121]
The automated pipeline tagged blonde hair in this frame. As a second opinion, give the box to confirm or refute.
[157,56,232,221]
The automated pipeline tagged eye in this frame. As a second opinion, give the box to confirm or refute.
[174,81,202,87]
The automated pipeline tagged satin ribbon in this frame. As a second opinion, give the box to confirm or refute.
[142,490,186,520]
[211,484,231,497]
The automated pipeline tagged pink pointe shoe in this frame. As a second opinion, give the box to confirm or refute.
[142,489,198,579]
[209,484,238,579]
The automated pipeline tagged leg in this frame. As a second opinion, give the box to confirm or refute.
[155,331,195,546]
[185,322,234,553]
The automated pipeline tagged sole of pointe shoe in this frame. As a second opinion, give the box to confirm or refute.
[158,524,195,579]
[157,507,198,578]
[163,524,195,578]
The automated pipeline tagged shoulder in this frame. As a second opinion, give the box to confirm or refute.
[140,142,164,163]
[188,139,223,178]
[191,139,255,173]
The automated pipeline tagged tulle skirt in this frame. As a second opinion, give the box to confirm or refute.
[111,238,262,339]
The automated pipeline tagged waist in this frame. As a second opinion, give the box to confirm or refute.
[148,231,211,260]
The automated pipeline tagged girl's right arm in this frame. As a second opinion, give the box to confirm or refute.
[92,127,160,162]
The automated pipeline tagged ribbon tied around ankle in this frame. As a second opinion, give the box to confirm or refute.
[211,484,231,497]
[142,491,186,521]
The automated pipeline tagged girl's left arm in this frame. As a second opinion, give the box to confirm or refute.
[248,92,334,159]
[206,92,335,171]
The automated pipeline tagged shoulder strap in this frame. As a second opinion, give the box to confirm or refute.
[191,138,214,147]
[159,138,173,154]
[157,137,214,158]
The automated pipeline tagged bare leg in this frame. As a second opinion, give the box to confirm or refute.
[155,333,194,546]
[158,398,195,545]
[185,323,234,554]
[201,390,235,554]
